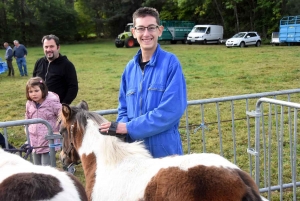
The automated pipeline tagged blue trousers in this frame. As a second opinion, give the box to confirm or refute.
[16,57,27,76]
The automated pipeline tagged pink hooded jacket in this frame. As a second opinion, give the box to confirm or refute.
[25,91,62,154]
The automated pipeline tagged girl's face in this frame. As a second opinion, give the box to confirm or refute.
[28,85,43,104]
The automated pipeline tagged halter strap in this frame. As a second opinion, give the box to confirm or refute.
[64,124,76,160]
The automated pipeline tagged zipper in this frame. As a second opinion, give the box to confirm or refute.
[139,65,147,116]
[45,62,50,83]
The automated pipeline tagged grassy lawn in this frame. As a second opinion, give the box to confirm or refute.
[0,40,299,200]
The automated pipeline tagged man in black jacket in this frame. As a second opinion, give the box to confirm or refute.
[33,34,78,105]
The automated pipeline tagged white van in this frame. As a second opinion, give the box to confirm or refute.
[186,25,223,44]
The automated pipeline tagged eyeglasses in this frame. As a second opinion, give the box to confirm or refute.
[134,25,159,33]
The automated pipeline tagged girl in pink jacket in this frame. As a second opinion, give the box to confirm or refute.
[25,77,62,166]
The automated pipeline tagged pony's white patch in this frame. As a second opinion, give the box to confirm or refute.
[0,149,82,201]
[77,120,240,201]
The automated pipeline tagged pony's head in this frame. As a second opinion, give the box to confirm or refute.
[59,101,89,169]
[59,100,109,168]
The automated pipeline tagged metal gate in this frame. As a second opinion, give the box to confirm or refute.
[0,118,62,167]
[248,97,300,200]
[1,89,300,199]
[97,88,300,200]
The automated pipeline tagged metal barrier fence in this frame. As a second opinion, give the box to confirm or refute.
[1,89,300,199]
[0,118,62,167]
[96,88,300,200]
[248,97,300,201]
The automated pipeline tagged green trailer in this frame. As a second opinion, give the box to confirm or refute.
[159,20,195,44]
[115,20,195,48]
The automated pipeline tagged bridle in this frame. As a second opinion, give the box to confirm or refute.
[62,124,81,167]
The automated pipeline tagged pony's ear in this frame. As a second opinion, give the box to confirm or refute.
[62,103,72,120]
[77,100,89,111]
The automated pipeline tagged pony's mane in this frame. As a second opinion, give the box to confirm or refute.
[64,105,152,165]
[81,113,152,165]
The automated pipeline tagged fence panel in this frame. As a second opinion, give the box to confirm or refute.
[248,98,300,200]
[1,89,300,199]
[0,118,62,167]
[97,89,300,200]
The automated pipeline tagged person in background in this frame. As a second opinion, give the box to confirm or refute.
[13,40,28,76]
[33,34,78,105]
[100,7,187,158]
[25,77,61,166]
[3,42,14,76]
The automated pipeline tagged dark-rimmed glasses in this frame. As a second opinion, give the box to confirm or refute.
[134,25,159,33]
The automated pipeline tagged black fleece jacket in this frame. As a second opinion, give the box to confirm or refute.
[33,54,78,104]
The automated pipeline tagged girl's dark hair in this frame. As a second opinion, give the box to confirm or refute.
[26,77,48,101]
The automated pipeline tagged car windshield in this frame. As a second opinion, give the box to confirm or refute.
[232,32,246,38]
[192,27,207,33]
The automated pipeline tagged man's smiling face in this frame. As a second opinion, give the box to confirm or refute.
[132,16,163,52]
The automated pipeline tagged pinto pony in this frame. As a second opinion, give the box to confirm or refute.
[0,148,87,201]
[60,101,262,201]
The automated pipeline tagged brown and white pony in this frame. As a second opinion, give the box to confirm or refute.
[60,101,262,201]
[0,148,87,201]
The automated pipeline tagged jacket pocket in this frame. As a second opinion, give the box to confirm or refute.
[126,88,137,119]
[148,84,165,92]
[146,84,166,109]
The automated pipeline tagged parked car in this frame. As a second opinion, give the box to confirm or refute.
[226,32,261,48]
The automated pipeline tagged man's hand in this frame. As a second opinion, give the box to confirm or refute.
[100,122,127,134]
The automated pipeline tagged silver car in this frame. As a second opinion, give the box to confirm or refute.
[226,32,261,48]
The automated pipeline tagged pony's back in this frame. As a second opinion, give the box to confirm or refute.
[0,149,87,201]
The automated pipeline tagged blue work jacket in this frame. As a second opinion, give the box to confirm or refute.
[117,44,187,158]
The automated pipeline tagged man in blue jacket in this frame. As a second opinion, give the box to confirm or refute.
[13,40,28,76]
[100,7,187,158]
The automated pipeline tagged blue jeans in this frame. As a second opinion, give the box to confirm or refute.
[16,57,27,76]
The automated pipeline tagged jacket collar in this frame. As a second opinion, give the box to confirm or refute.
[134,44,161,67]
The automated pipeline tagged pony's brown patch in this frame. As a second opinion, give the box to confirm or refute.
[68,173,88,201]
[144,165,261,201]
[81,152,97,201]
[0,172,62,201]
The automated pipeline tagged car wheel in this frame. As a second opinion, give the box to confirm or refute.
[203,39,207,44]
[255,41,261,47]
[240,42,245,48]
[125,37,135,48]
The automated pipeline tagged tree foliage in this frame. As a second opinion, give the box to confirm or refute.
[0,0,299,45]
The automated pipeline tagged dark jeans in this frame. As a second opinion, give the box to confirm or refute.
[6,60,14,76]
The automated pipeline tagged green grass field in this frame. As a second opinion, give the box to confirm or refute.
[0,40,299,200]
